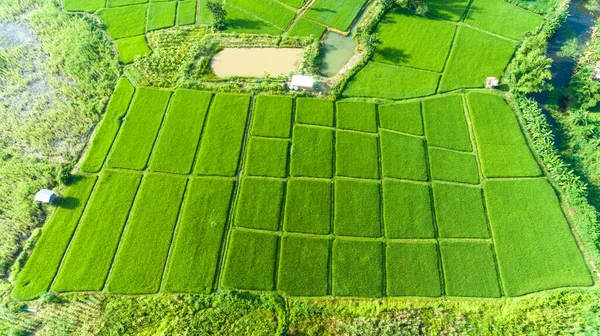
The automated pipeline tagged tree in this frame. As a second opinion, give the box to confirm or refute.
[206,0,227,29]
[505,34,552,95]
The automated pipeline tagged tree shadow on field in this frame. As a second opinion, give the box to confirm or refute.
[225,18,266,31]
[57,196,79,210]
[377,47,410,64]
[309,8,336,13]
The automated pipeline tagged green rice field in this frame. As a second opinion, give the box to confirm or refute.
[12,89,593,300]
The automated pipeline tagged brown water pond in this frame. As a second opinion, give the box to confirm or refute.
[210,48,304,78]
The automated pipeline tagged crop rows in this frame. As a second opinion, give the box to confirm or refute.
[13,90,592,300]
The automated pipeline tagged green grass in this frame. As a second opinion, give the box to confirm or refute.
[228,0,296,30]
[81,78,135,173]
[98,5,148,40]
[12,176,97,301]
[334,179,381,238]
[277,236,329,296]
[380,130,428,181]
[279,0,305,8]
[283,179,331,234]
[251,95,293,138]
[433,183,489,238]
[164,178,235,293]
[440,241,501,297]
[194,94,251,176]
[383,180,434,238]
[429,147,480,184]
[373,8,456,72]
[147,2,177,32]
[63,0,105,12]
[197,0,214,25]
[244,137,289,177]
[305,0,368,31]
[177,1,197,26]
[332,240,383,297]
[222,230,279,291]
[290,125,333,178]
[439,27,516,92]
[484,179,593,296]
[234,178,285,231]
[422,95,472,152]
[107,88,171,170]
[224,4,283,35]
[428,0,471,21]
[378,101,423,135]
[149,90,212,174]
[108,0,147,6]
[114,36,151,64]
[344,62,440,99]
[53,171,142,292]
[465,0,544,40]
[466,92,542,177]
[336,101,377,133]
[106,174,187,294]
[386,242,442,297]
[288,18,326,38]
[295,98,334,127]
[335,131,379,179]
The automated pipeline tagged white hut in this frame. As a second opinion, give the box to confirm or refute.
[35,189,57,204]
[290,75,315,91]
[485,77,499,88]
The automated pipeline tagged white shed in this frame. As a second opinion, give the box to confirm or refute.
[290,75,315,91]
[35,189,58,204]
[485,77,499,88]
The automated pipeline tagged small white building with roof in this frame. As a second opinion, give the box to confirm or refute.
[290,75,315,91]
[35,189,57,204]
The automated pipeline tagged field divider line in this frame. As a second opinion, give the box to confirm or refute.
[460,0,475,23]
[101,173,146,292]
[461,94,505,297]
[427,144,475,155]
[283,0,318,33]
[378,127,425,140]
[158,178,191,293]
[213,95,257,291]
[97,83,138,173]
[457,22,520,43]
[370,60,443,75]
[328,101,337,296]
[144,91,175,171]
[375,103,387,297]
[188,93,216,175]
[436,25,459,94]
[250,134,293,141]
[47,176,101,293]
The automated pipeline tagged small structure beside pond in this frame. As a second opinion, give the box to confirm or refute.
[290,75,315,91]
[485,77,499,88]
[34,189,57,204]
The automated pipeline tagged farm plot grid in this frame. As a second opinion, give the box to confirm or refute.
[12,84,593,300]
[344,0,546,99]
[62,0,361,64]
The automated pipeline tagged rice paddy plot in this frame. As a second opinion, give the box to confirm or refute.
[422,95,473,152]
[466,92,542,177]
[177,1,197,26]
[465,0,544,40]
[335,130,379,179]
[334,179,381,238]
[379,130,428,181]
[336,101,377,133]
[114,36,151,64]
[344,62,440,99]
[304,0,368,31]
[63,0,105,13]
[290,125,334,178]
[283,179,332,235]
[433,183,489,238]
[428,147,480,184]
[332,240,383,297]
[278,236,330,296]
[234,178,285,231]
[97,5,148,40]
[244,137,289,177]
[295,98,334,127]
[227,0,296,30]
[428,0,471,21]
[386,242,442,297]
[378,101,423,136]
[288,18,326,38]
[439,27,516,92]
[251,95,293,138]
[147,2,177,32]
[383,180,434,239]
[223,4,283,35]
[373,8,456,72]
